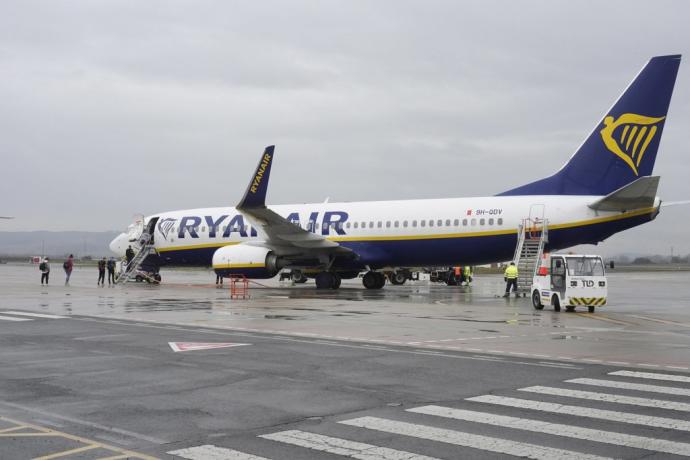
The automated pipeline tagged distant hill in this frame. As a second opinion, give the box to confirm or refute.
[0,231,120,258]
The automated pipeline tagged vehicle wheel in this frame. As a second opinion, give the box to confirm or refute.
[135,275,143,283]
[154,274,162,282]
[362,271,379,289]
[552,295,561,312]
[532,290,544,310]
[565,306,576,312]
[588,305,595,313]
[331,273,341,289]
[315,272,334,289]
[390,271,407,285]
[291,270,307,283]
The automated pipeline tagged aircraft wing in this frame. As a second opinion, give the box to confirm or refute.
[236,146,350,254]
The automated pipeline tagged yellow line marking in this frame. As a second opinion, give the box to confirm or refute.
[0,425,28,434]
[34,444,99,460]
[629,315,690,328]
[0,416,158,460]
[575,313,634,326]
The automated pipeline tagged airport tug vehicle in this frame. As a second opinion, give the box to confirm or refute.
[531,254,607,313]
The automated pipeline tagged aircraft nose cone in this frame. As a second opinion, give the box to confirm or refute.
[109,233,127,256]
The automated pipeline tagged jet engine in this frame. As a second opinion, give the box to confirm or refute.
[212,244,280,279]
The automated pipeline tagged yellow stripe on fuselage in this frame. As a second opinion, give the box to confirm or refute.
[156,207,656,251]
[212,263,266,269]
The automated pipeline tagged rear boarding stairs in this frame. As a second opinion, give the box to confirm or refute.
[512,217,548,296]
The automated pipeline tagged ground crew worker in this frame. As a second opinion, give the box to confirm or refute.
[40,258,50,285]
[454,266,461,286]
[463,265,473,286]
[504,262,518,297]
[63,254,74,285]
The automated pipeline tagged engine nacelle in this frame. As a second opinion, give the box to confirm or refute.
[212,245,280,279]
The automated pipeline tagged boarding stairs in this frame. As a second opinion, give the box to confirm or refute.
[513,218,548,296]
[115,233,155,284]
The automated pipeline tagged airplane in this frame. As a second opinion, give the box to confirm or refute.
[110,54,683,289]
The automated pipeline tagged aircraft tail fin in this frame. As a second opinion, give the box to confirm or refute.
[500,55,681,196]
[238,145,275,209]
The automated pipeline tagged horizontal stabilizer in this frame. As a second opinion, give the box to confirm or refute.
[661,200,690,207]
[238,146,275,209]
[588,176,659,211]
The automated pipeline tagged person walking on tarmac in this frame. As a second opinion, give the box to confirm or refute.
[107,257,116,286]
[97,257,106,286]
[503,262,519,297]
[39,258,50,285]
[63,254,74,285]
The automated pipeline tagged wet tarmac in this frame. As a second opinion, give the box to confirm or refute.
[1,263,690,459]
[3,264,690,370]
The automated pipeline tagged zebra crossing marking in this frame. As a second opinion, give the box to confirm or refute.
[408,405,690,457]
[567,377,690,397]
[3,311,68,319]
[609,370,690,383]
[260,429,440,460]
[168,444,269,460]
[467,394,690,431]
[339,416,610,460]
[520,385,690,412]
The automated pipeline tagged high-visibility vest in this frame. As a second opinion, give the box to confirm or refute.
[504,265,518,279]
[463,266,472,276]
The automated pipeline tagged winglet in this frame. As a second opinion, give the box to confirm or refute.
[238,146,275,209]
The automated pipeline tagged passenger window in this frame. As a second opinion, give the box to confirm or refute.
[403,221,408,228]
[394,221,399,228]
[386,221,391,228]
[489,218,494,225]
[429,220,434,227]
[453,219,459,226]
[361,222,366,228]
[471,218,477,226]
[497,218,503,225]
[369,222,374,228]
[354,222,359,229]
[412,220,417,227]
[437,219,443,226]
[480,219,485,225]
[462,219,467,226]
[445,219,451,226]
[346,222,351,228]
[377,221,382,228]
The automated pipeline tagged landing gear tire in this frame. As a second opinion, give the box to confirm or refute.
[552,295,561,312]
[588,305,595,313]
[315,272,334,289]
[363,271,386,289]
[154,274,162,282]
[565,305,576,313]
[390,271,407,285]
[532,290,544,310]
[135,275,143,283]
[331,273,341,289]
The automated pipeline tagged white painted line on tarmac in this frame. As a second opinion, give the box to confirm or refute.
[260,429,440,460]
[408,405,690,456]
[467,394,690,431]
[567,378,690,396]
[0,315,32,322]
[339,416,610,460]
[3,311,68,319]
[168,444,270,460]
[609,370,690,383]
[74,334,131,341]
[520,386,690,412]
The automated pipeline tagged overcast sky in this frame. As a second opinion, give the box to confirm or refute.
[1,0,688,256]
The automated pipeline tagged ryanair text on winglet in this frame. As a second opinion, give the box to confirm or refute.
[250,153,272,193]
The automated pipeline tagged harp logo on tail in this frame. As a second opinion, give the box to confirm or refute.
[600,113,665,175]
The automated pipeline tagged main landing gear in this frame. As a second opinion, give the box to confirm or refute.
[362,271,386,290]
[315,271,341,289]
